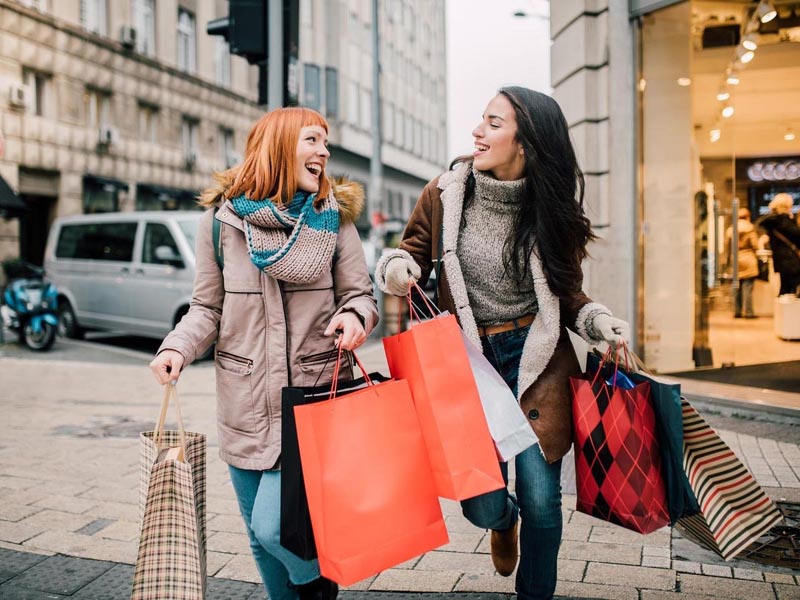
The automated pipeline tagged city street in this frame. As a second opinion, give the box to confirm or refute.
[0,334,798,598]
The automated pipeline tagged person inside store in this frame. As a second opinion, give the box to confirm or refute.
[149,106,378,600]
[724,207,760,318]
[374,86,630,600]
[757,192,800,296]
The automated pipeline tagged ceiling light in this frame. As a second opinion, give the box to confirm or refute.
[722,105,735,118]
[736,46,755,64]
[710,128,721,143]
[677,77,692,86]
[742,33,758,51]
[786,128,796,141]
[727,73,740,85]
[757,0,777,24]
[716,90,730,101]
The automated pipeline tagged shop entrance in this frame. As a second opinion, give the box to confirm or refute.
[639,0,800,373]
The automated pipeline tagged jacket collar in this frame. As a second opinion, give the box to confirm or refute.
[436,163,562,401]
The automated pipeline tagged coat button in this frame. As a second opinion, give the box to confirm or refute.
[527,409,539,420]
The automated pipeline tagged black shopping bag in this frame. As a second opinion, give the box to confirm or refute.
[280,360,389,560]
[587,352,700,524]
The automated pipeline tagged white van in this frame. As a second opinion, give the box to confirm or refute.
[44,211,204,342]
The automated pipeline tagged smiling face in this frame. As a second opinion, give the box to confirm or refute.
[472,94,525,181]
[295,125,330,193]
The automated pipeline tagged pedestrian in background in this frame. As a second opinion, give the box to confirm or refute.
[375,86,630,600]
[149,107,377,600]
[758,193,800,296]
[725,207,759,318]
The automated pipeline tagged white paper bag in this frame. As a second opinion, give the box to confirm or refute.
[461,331,539,461]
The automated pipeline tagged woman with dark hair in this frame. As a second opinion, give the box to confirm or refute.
[150,107,378,600]
[375,87,629,600]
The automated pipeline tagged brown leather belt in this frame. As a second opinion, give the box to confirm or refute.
[477,314,535,338]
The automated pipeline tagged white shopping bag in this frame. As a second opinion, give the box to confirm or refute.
[460,331,539,462]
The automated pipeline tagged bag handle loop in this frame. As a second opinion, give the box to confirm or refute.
[328,347,373,400]
[154,383,187,462]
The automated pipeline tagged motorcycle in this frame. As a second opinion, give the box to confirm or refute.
[1,261,58,351]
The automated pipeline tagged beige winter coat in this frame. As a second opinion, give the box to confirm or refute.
[158,181,378,470]
[725,219,759,280]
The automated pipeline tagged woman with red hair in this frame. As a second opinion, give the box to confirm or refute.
[150,107,377,599]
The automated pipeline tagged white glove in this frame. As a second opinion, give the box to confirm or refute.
[592,314,631,348]
[383,256,422,296]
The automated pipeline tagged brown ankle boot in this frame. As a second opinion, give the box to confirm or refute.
[490,520,519,577]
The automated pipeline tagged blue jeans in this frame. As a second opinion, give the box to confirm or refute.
[228,466,320,599]
[460,326,563,600]
[735,277,755,317]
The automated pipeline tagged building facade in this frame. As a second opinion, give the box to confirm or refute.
[551,0,800,372]
[0,0,447,274]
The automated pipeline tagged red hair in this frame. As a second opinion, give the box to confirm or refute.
[225,107,331,205]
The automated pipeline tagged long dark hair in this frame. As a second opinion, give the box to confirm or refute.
[452,86,595,298]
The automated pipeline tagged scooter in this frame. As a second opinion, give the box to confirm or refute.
[1,261,58,351]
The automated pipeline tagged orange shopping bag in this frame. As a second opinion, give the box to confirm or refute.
[382,288,504,500]
[294,350,449,586]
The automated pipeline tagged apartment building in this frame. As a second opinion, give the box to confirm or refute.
[0,0,447,268]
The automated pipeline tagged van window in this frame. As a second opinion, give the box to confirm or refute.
[177,219,198,256]
[143,223,180,264]
[55,222,138,261]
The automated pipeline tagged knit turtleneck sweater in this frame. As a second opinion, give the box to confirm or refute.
[456,168,538,326]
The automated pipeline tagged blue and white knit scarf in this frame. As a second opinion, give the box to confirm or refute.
[231,191,339,283]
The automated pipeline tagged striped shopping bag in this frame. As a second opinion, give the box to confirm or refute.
[132,385,207,600]
[676,399,782,560]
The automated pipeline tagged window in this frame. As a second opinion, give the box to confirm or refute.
[85,88,111,129]
[138,103,158,143]
[404,113,413,150]
[22,68,52,118]
[347,81,359,125]
[214,37,231,87]
[143,223,181,266]
[383,103,394,142]
[132,0,156,56]
[182,117,198,158]
[360,88,371,129]
[303,64,321,111]
[325,67,339,118]
[177,9,196,73]
[80,0,107,35]
[219,127,234,166]
[395,109,404,147]
[20,0,47,11]
[55,223,137,261]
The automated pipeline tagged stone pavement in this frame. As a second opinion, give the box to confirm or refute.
[0,349,799,599]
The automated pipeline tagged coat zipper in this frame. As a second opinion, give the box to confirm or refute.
[216,350,253,368]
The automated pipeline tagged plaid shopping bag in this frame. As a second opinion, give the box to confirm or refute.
[132,385,207,600]
[570,351,669,534]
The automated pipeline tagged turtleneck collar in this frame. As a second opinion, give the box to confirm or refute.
[472,167,525,212]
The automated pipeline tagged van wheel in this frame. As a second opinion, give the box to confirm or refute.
[57,300,83,339]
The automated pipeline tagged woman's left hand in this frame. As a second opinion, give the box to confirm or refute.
[592,314,631,348]
[324,312,367,350]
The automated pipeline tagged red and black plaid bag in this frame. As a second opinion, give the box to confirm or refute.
[569,350,669,534]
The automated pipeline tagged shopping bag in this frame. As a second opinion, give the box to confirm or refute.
[382,288,504,500]
[281,355,389,560]
[570,349,670,534]
[294,350,449,585]
[132,385,207,600]
[461,329,538,461]
[676,398,783,560]
[587,352,700,524]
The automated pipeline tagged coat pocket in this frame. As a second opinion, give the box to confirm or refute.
[215,351,257,433]
[298,349,351,387]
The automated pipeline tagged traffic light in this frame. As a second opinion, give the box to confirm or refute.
[207,0,266,65]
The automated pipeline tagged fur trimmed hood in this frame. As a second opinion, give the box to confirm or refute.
[198,170,365,225]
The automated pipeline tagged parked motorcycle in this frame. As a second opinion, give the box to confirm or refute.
[1,260,58,351]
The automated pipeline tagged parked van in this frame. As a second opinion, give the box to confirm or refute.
[44,211,204,344]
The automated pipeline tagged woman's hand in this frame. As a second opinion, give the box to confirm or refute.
[324,312,366,350]
[149,350,185,385]
[384,256,422,296]
[592,314,631,348]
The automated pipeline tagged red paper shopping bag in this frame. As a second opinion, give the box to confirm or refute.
[383,311,504,500]
[294,353,449,586]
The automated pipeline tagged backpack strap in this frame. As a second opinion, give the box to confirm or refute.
[212,206,224,270]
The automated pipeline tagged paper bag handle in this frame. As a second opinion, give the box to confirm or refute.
[153,383,187,462]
